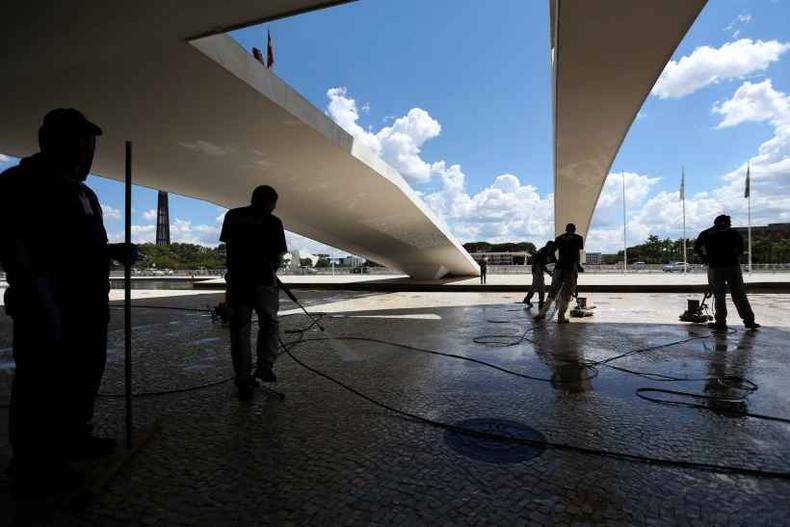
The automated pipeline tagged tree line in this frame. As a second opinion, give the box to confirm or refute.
[609,234,789,265]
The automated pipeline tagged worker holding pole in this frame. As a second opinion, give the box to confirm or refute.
[0,109,137,494]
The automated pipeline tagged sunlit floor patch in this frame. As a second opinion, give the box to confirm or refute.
[328,313,442,320]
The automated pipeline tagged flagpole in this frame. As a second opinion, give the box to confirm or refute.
[622,171,627,274]
[748,170,752,274]
[682,167,686,274]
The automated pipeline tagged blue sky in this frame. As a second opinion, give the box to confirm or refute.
[2,0,789,254]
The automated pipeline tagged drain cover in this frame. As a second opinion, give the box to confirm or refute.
[444,418,546,464]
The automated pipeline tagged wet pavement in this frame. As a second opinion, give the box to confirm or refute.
[1,291,789,525]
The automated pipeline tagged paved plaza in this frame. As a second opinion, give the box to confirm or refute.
[1,290,789,525]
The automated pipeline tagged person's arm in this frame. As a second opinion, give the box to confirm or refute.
[273,217,288,271]
[219,211,232,288]
[693,231,707,262]
[733,230,744,257]
[0,179,39,290]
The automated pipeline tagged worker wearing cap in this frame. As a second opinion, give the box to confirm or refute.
[535,223,584,324]
[694,214,759,330]
[0,109,137,492]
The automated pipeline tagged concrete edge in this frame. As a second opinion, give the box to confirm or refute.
[192,281,790,294]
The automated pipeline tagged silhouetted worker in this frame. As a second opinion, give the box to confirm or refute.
[0,108,137,492]
[535,223,584,324]
[220,185,287,400]
[479,256,488,284]
[694,214,759,330]
[523,241,555,308]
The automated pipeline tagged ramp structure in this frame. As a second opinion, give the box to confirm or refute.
[551,0,708,237]
[0,1,478,279]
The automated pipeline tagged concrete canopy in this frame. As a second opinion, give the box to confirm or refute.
[551,0,707,237]
[1,1,478,279]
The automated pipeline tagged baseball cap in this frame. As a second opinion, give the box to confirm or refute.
[41,108,103,137]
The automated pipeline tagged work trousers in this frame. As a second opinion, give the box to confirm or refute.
[548,267,577,303]
[707,265,755,324]
[8,290,108,463]
[525,268,546,304]
[228,284,280,387]
[480,269,487,284]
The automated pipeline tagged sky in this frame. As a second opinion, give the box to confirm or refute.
[2,0,789,255]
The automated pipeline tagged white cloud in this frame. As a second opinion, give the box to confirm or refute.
[723,13,752,39]
[423,162,554,243]
[0,154,11,163]
[587,78,790,252]
[326,87,441,183]
[285,231,341,256]
[594,172,660,210]
[101,204,121,220]
[142,209,157,221]
[652,39,790,99]
[713,79,790,128]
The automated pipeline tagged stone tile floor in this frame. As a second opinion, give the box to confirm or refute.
[1,291,789,525]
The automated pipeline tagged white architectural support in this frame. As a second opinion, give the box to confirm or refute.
[0,1,478,279]
[551,0,707,237]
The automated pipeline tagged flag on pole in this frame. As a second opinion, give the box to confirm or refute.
[680,167,685,200]
[267,29,274,69]
[744,162,750,198]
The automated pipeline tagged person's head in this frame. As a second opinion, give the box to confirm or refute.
[38,108,102,182]
[251,185,278,213]
[545,240,555,250]
[565,223,576,233]
[713,214,731,230]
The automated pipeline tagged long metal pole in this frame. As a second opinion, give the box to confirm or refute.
[622,171,627,274]
[124,141,133,449]
[748,187,752,273]
[682,168,687,274]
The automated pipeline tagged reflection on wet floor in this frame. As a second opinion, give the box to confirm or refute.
[1,291,790,524]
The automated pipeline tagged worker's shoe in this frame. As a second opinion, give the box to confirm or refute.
[744,320,761,330]
[533,313,545,321]
[556,300,569,324]
[707,321,728,331]
[254,365,277,383]
[522,298,533,307]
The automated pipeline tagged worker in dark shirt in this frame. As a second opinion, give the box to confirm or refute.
[694,215,759,330]
[479,256,488,284]
[219,185,288,400]
[523,241,555,308]
[0,108,137,493]
[535,223,584,324]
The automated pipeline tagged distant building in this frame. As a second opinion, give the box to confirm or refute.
[585,252,602,265]
[470,252,528,266]
[732,223,790,242]
[339,255,366,267]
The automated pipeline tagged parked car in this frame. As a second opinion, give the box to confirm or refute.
[662,261,690,273]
